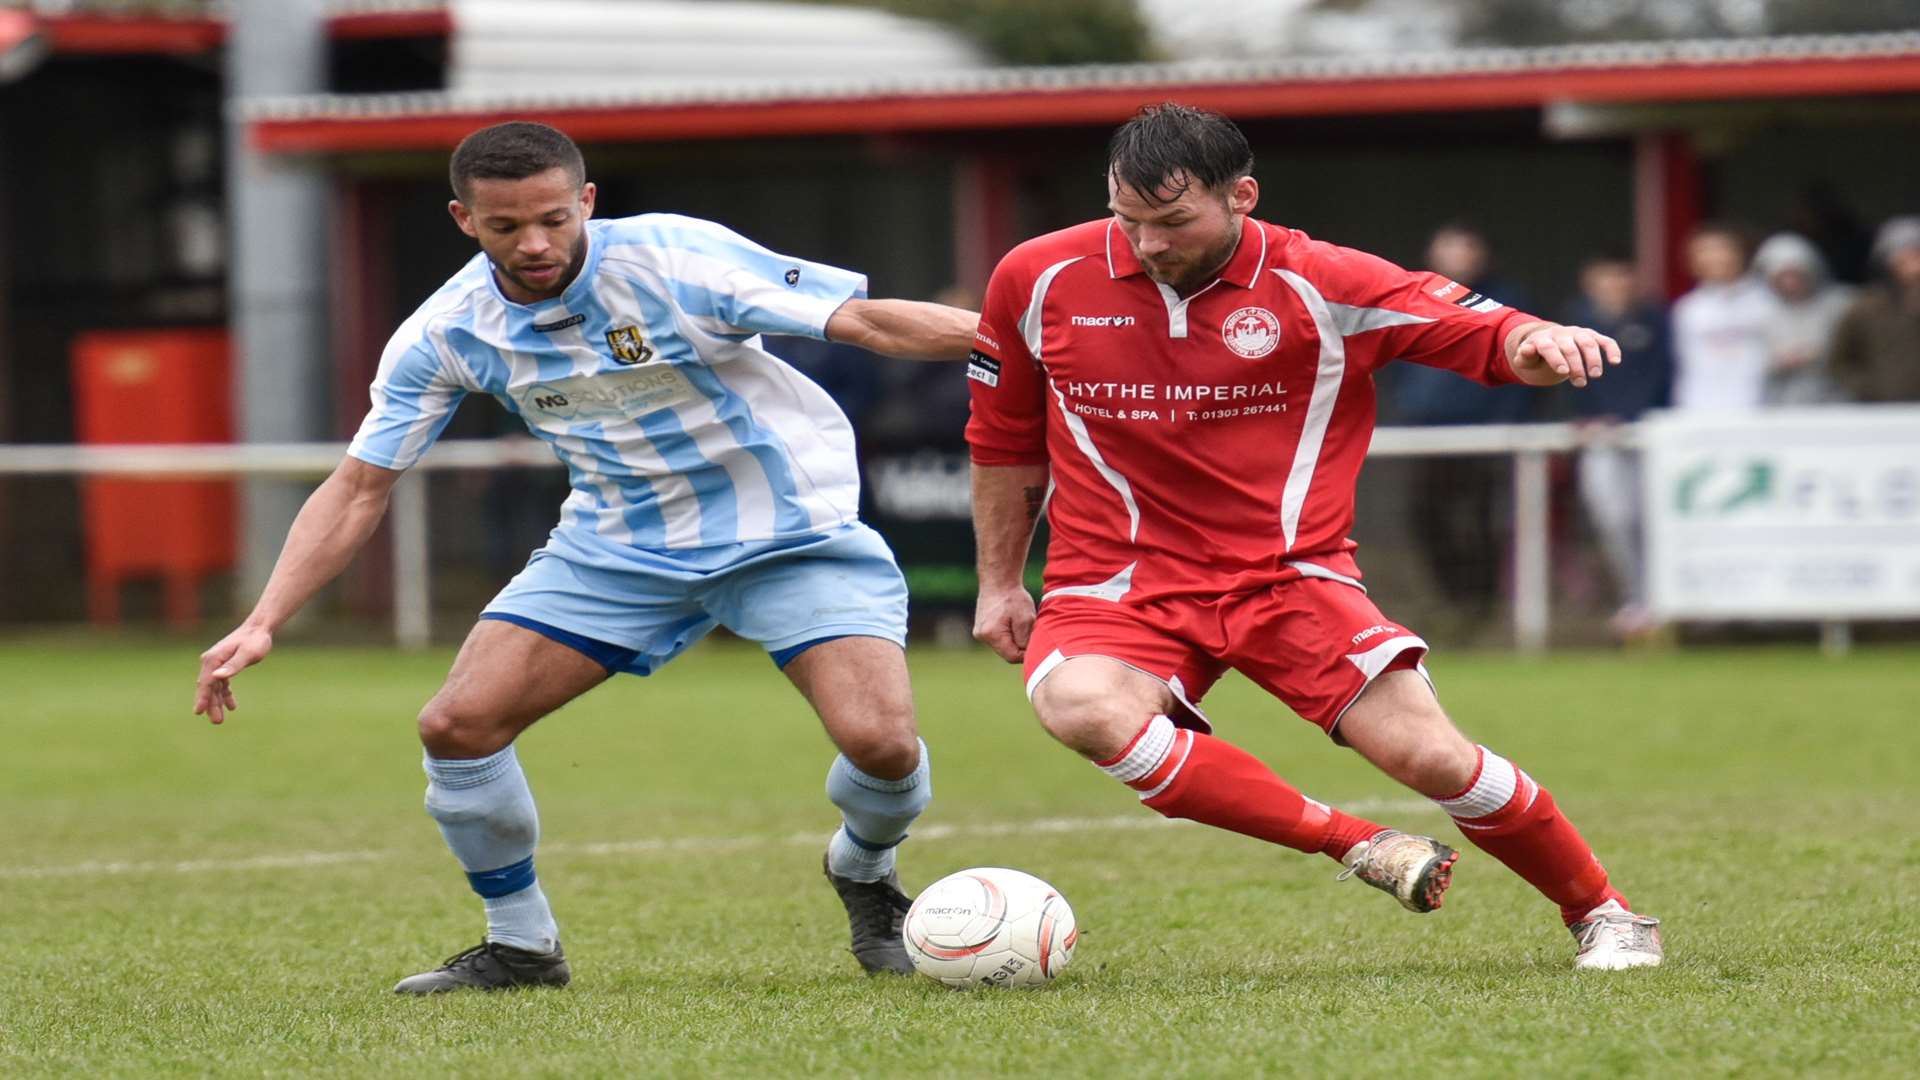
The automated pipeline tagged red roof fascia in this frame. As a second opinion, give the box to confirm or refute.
[41,14,225,55]
[1,9,38,54]
[327,8,453,41]
[250,52,1920,154]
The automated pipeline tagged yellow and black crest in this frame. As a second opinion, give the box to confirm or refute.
[605,325,654,365]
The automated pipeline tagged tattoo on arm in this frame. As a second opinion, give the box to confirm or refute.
[1022,486,1045,527]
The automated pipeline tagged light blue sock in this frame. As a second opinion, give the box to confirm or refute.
[423,746,560,954]
[825,739,932,882]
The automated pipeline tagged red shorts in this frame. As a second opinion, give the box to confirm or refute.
[1022,577,1428,736]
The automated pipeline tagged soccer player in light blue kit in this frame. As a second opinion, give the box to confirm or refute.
[192,122,977,992]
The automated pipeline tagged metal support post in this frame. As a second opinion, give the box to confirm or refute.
[1819,620,1853,657]
[389,472,431,649]
[1513,449,1551,654]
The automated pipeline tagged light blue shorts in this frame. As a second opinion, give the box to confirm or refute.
[480,522,909,676]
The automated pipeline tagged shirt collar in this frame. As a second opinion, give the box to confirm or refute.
[1105,216,1267,289]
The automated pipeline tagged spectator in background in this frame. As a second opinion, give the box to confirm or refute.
[1753,232,1854,406]
[1671,222,1776,413]
[1562,252,1671,640]
[1830,216,1920,403]
[861,284,979,448]
[1392,223,1537,426]
[1392,223,1535,626]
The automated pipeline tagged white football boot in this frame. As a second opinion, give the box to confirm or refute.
[1571,898,1665,970]
[1336,829,1458,913]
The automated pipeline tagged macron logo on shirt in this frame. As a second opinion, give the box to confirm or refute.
[1071,315,1137,327]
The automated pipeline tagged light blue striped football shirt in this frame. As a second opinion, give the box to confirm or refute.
[347,214,870,568]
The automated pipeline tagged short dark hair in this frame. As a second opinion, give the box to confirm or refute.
[1581,248,1635,270]
[449,121,586,202]
[1689,219,1753,257]
[1107,103,1254,206]
[1431,220,1487,243]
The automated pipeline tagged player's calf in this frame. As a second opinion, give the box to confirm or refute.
[1435,745,1618,919]
[1034,660,1382,865]
[822,739,929,974]
[1436,745,1667,967]
[422,746,562,956]
[824,738,929,883]
[1090,714,1383,861]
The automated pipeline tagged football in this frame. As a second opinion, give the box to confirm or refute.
[901,867,1077,989]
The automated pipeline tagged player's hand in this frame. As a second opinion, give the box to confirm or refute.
[194,624,274,725]
[973,586,1037,664]
[1514,324,1621,388]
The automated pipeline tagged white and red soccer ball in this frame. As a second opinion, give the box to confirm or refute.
[901,867,1077,989]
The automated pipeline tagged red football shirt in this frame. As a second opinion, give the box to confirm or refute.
[967,216,1539,603]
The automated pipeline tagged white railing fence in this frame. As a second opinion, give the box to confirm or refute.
[0,423,1625,652]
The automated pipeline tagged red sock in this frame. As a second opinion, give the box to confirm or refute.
[1096,715,1380,861]
[1437,746,1625,924]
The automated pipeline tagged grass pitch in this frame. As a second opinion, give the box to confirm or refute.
[1,638,1915,1078]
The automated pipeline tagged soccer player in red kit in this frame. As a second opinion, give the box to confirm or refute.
[967,104,1662,970]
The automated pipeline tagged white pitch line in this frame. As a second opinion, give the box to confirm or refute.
[0,850,392,881]
[0,799,1438,882]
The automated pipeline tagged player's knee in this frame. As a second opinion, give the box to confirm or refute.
[416,699,510,760]
[838,722,921,781]
[1032,673,1153,760]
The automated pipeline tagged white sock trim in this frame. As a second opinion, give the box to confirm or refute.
[423,745,519,789]
[1136,729,1193,800]
[1436,745,1518,819]
[1097,714,1176,785]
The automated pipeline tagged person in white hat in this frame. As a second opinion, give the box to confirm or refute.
[1753,231,1855,405]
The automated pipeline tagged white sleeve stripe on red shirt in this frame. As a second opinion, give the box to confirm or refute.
[1273,268,1351,552]
[1323,301,1434,336]
[1049,376,1141,542]
[1020,256,1085,359]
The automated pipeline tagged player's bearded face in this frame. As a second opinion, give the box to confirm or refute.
[1109,170,1253,294]
[451,167,598,303]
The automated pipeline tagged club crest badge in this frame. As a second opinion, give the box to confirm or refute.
[605,325,654,365]
[1222,307,1281,358]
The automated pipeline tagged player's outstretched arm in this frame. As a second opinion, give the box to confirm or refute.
[971,462,1049,664]
[1505,320,1623,389]
[193,456,404,724]
[825,298,979,361]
